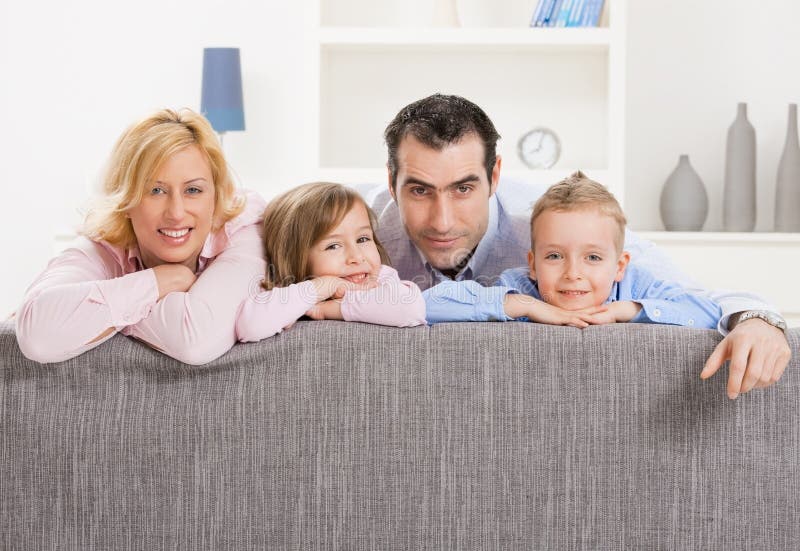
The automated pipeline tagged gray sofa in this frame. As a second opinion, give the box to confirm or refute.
[1,321,799,550]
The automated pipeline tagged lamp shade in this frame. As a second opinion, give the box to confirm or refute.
[201,48,245,132]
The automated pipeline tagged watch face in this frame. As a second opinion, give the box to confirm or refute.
[518,127,561,169]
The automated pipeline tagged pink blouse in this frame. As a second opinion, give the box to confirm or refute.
[15,191,266,365]
[235,264,426,342]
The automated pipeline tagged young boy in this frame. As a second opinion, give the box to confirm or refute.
[423,171,721,329]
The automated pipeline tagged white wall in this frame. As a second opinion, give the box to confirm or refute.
[2,0,799,316]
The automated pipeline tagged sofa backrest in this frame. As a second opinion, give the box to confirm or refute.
[1,321,798,550]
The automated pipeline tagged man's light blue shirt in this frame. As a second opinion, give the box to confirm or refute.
[424,264,723,329]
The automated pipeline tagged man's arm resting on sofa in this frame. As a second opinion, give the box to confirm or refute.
[701,313,792,400]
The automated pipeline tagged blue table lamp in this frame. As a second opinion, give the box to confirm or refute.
[201,48,245,144]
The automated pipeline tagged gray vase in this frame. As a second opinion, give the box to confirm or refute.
[660,154,708,231]
[723,103,756,231]
[775,103,800,232]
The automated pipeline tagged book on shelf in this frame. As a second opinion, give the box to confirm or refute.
[529,0,605,28]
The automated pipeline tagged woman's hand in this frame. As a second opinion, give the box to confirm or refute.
[152,264,197,300]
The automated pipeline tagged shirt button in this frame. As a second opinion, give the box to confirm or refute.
[123,314,132,322]
[688,319,695,326]
[653,308,661,317]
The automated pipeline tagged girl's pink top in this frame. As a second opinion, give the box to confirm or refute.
[15,191,266,365]
[235,265,426,342]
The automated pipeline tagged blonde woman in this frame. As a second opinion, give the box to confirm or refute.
[16,109,266,364]
[235,182,425,342]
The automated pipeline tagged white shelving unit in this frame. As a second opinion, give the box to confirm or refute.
[640,231,800,327]
[305,0,627,203]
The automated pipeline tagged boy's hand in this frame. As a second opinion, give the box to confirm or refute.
[305,299,343,320]
[602,301,642,323]
[505,294,607,328]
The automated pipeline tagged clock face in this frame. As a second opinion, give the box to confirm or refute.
[518,127,561,169]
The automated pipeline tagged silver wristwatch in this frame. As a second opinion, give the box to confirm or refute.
[737,310,788,333]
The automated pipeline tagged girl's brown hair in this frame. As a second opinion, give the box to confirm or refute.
[82,108,244,249]
[261,182,390,290]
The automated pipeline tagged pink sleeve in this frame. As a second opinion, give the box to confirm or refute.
[339,265,426,327]
[235,281,319,342]
[15,242,160,363]
[127,224,267,364]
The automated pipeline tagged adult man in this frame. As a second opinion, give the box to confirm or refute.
[367,93,790,399]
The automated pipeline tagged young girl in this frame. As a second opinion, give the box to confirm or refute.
[235,182,426,341]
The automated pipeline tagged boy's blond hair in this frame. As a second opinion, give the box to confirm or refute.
[82,108,244,249]
[530,171,627,252]
[261,182,390,290]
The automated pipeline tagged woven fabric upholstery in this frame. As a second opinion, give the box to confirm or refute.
[1,321,799,550]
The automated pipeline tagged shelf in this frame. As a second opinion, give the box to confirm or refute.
[318,27,611,50]
[639,231,800,245]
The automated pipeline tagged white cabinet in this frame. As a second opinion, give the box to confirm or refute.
[640,232,800,328]
[306,0,627,203]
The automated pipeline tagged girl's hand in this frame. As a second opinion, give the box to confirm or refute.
[305,299,343,320]
[311,276,350,301]
[311,275,378,301]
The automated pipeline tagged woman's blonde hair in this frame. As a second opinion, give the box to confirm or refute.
[531,171,627,252]
[82,108,244,249]
[261,182,390,290]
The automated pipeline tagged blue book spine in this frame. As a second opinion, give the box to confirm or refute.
[567,0,585,27]
[584,0,604,27]
[545,0,563,26]
[579,0,592,25]
[533,0,555,27]
[555,0,573,27]
[530,0,547,27]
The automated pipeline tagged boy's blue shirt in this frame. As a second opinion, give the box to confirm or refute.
[423,263,723,329]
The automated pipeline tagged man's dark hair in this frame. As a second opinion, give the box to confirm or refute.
[384,94,501,191]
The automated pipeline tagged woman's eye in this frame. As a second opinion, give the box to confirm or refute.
[150,187,166,195]
[186,186,202,194]
[324,243,340,251]
[357,236,372,244]
[587,254,602,262]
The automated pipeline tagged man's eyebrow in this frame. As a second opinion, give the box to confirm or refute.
[401,174,482,189]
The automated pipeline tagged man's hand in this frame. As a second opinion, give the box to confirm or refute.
[305,300,343,320]
[152,264,197,300]
[700,318,791,399]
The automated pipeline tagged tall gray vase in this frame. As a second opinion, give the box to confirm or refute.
[723,103,756,231]
[775,103,800,231]
[660,154,708,231]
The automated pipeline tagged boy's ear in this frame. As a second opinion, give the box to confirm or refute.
[614,251,631,282]
[527,249,536,280]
